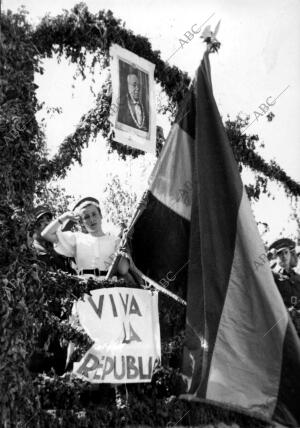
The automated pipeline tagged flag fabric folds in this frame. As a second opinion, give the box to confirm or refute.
[129,52,300,426]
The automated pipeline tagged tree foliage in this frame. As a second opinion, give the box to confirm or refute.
[102,175,138,227]
[34,182,77,216]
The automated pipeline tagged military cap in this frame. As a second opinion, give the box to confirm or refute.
[269,238,295,254]
[33,205,53,222]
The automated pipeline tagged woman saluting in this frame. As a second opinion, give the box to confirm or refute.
[42,196,130,371]
[42,196,129,277]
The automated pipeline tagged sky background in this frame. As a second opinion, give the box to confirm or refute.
[3,0,300,243]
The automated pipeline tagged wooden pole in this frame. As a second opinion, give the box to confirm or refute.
[105,190,149,279]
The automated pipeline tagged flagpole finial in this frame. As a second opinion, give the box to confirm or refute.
[200,20,221,54]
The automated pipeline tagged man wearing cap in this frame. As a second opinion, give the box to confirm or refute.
[29,205,74,273]
[295,245,300,274]
[28,205,74,375]
[270,238,300,335]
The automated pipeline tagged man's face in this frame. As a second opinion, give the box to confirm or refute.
[80,204,102,234]
[290,249,298,268]
[127,74,140,101]
[34,214,52,239]
[277,248,291,269]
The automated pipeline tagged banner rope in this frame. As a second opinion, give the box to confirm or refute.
[122,254,187,306]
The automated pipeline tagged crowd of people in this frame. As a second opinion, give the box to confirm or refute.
[27,196,300,375]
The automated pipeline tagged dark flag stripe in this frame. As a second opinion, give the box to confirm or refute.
[182,52,244,397]
[175,86,196,140]
[131,191,190,295]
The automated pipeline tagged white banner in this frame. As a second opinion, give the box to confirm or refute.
[73,287,161,383]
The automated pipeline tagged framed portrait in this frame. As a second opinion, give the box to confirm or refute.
[109,44,156,153]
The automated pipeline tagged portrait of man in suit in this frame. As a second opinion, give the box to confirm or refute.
[109,44,156,153]
[117,64,149,132]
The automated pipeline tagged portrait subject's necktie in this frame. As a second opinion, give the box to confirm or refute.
[133,102,142,126]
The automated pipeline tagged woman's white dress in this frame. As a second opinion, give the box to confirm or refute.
[55,229,120,275]
[54,228,120,366]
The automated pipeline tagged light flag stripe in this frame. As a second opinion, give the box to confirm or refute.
[149,123,193,221]
[206,188,288,417]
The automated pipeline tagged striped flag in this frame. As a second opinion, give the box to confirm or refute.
[130,52,300,426]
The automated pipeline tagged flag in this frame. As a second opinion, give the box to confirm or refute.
[129,52,300,426]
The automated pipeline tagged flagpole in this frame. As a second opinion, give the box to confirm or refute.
[105,190,149,279]
[128,260,187,306]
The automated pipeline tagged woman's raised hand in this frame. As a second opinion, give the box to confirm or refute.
[59,211,81,224]
[41,211,80,243]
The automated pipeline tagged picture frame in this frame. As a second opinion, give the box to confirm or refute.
[109,44,156,153]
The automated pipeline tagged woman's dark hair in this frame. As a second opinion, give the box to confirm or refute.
[80,203,102,217]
